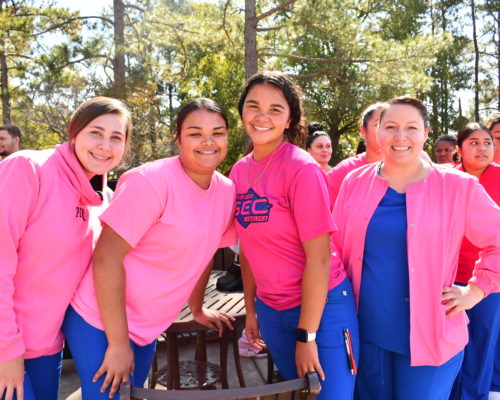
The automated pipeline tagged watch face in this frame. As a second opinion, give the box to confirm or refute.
[296,329,308,342]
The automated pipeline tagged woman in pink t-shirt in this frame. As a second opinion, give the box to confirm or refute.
[230,71,359,400]
[0,97,131,400]
[63,98,236,399]
[450,123,500,400]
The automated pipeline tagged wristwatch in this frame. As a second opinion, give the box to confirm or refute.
[296,328,317,343]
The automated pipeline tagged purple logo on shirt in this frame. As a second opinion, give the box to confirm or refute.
[235,188,273,228]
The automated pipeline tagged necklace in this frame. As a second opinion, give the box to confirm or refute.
[247,149,277,188]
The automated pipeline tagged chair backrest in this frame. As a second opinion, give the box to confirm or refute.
[119,372,321,400]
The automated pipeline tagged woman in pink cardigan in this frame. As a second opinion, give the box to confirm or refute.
[332,96,500,400]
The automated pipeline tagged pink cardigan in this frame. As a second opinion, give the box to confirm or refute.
[333,162,500,366]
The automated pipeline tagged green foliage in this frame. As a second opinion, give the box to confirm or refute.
[3,0,498,172]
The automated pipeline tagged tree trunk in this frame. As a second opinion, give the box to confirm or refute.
[244,0,258,79]
[113,0,126,98]
[497,8,499,110]
[0,0,10,124]
[471,0,480,121]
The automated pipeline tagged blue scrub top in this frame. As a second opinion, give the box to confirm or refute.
[358,186,410,355]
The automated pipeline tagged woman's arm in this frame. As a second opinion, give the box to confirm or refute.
[442,178,500,316]
[0,157,41,400]
[295,233,331,381]
[92,224,133,398]
[240,249,265,350]
[189,260,234,336]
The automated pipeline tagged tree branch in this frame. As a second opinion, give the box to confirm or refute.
[257,20,307,32]
[256,0,299,22]
[146,18,199,34]
[27,16,113,37]
[257,25,285,31]
[259,52,432,64]
[222,0,237,48]
[288,69,332,79]
[124,3,146,13]
[258,52,371,63]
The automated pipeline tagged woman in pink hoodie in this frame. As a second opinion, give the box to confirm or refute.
[0,97,131,400]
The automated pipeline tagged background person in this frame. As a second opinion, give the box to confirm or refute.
[306,123,333,172]
[0,97,130,400]
[230,71,359,400]
[329,102,386,203]
[63,98,236,399]
[0,125,21,161]
[449,122,500,400]
[485,112,500,164]
[333,96,500,400]
[433,134,457,164]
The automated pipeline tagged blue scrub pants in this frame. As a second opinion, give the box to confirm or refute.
[62,306,156,400]
[255,277,359,400]
[450,292,500,400]
[354,340,463,400]
[0,352,62,400]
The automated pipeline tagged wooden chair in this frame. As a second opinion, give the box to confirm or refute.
[120,372,321,400]
[148,271,248,390]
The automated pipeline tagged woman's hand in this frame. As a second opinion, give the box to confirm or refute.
[295,341,325,381]
[93,344,134,398]
[0,355,24,400]
[193,308,235,337]
[442,283,485,318]
[245,313,266,351]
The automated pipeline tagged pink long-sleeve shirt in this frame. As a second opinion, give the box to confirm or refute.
[332,162,500,366]
[0,143,105,362]
[451,163,500,284]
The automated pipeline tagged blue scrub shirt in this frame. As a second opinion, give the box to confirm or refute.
[358,186,410,355]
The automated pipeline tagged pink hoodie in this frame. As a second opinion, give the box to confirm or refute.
[0,143,105,361]
[333,162,500,366]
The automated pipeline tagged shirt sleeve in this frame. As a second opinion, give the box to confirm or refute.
[100,171,165,248]
[289,163,336,243]
[0,156,39,361]
[464,178,500,296]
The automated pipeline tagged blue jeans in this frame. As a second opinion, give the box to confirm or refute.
[62,306,156,400]
[450,291,500,400]
[255,277,359,400]
[0,352,62,400]
[354,340,463,400]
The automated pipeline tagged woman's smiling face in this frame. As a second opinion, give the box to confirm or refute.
[241,83,291,155]
[72,113,127,179]
[378,104,429,166]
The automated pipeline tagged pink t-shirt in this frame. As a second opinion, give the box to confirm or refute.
[328,153,368,205]
[71,156,236,346]
[230,142,344,311]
